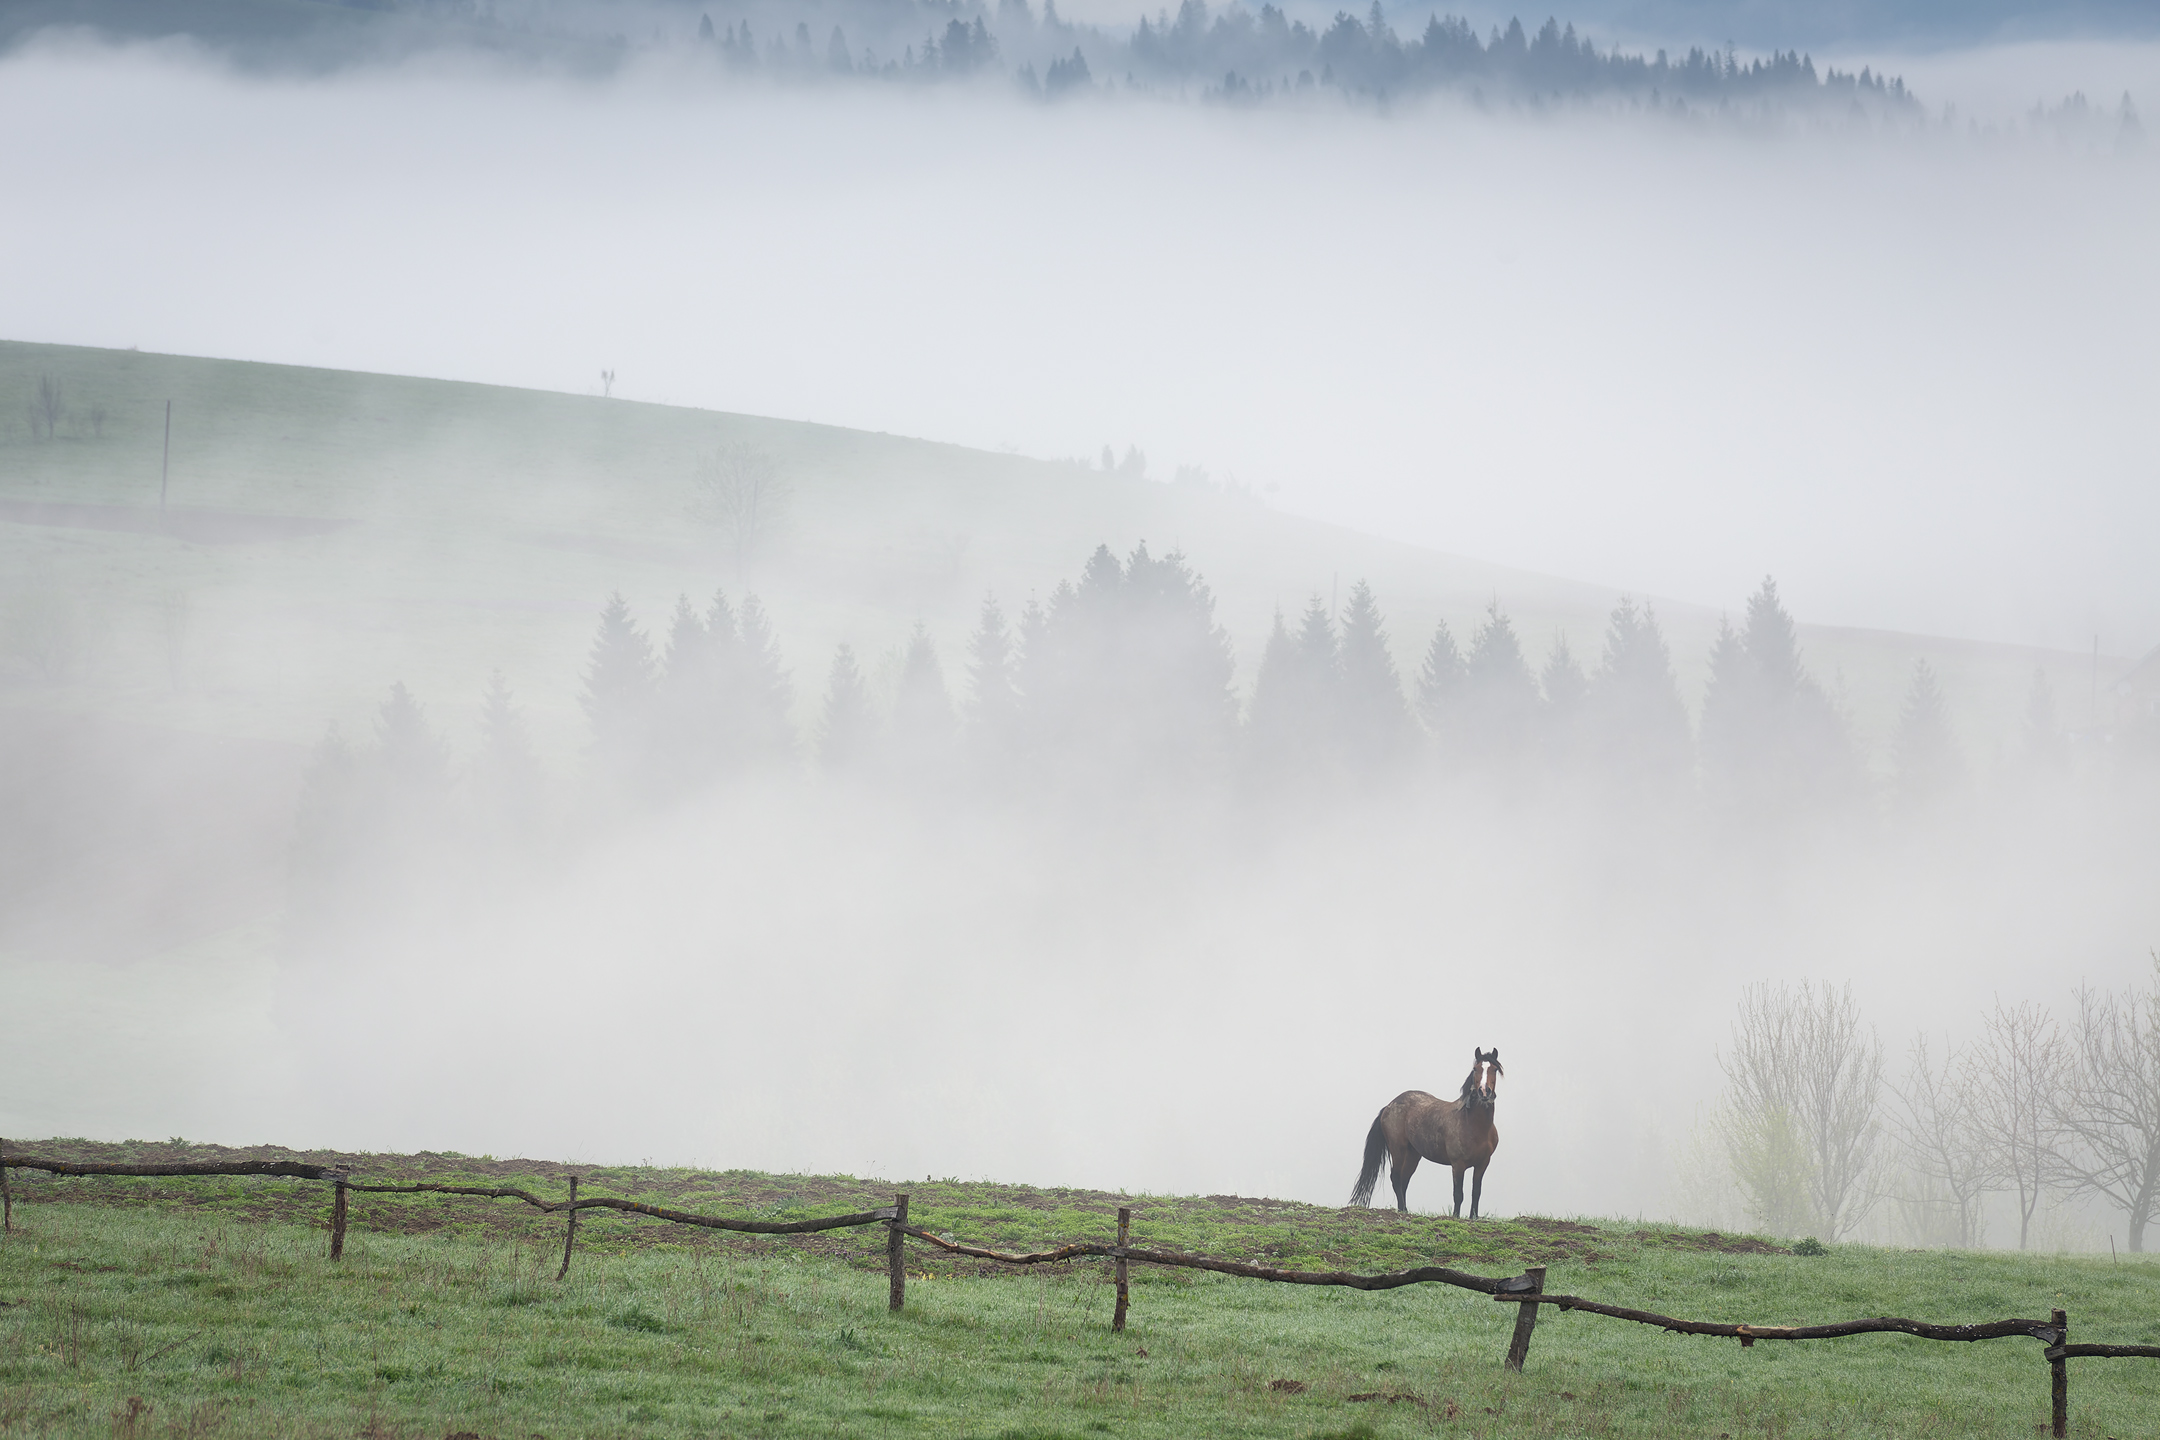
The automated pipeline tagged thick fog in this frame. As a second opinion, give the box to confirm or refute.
[3,11,2158,1247]
[1,28,2154,647]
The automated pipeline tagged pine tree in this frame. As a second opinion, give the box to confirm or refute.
[475,670,544,843]
[817,643,876,774]
[1014,543,1236,790]
[1415,619,1466,742]
[1243,608,1303,778]
[1459,601,1539,767]
[1698,578,1857,814]
[1336,580,1409,771]
[890,623,957,774]
[653,595,715,789]
[1540,634,1589,767]
[1698,615,1750,784]
[736,594,795,767]
[581,593,656,780]
[1589,597,1692,791]
[376,681,449,795]
[1892,659,1960,805]
[965,595,1020,773]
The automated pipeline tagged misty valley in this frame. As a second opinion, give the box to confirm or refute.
[3,3,2159,1432]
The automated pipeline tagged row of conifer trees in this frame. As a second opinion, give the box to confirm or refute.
[309,541,1993,826]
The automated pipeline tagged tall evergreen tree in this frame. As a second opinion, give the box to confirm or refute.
[1590,597,1692,790]
[1015,543,1236,789]
[736,594,795,766]
[1458,601,1539,767]
[1336,580,1409,772]
[581,593,656,783]
[890,623,958,775]
[1415,618,1467,743]
[1540,633,1589,767]
[966,594,1019,751]
[475,670,543,837]
[376,681,449,796]
[1892,659,1960,805]
[817,643,876,774]
[653,594,716,788]
[1697,577,1857,814]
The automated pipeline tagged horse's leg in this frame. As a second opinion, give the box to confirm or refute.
[1469,1163,1486,1220]
[1391,1146,1420,1213]
[1451,1165,1466,1218]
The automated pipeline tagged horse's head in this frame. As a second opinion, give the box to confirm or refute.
[1460,1048,1503,1107]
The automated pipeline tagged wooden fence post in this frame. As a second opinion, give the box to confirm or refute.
[1503,1267,1546,1372]
[328,1177,348,1261]
[2050,1309,2068,1439]
[1113,1206,1131,1333]
[2,1138,12,1234]
[888,1193,910,1313]
[556,1177,579,1281]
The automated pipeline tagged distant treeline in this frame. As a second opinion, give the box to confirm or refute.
[293,540,2114,927]
[697,0,1914,112]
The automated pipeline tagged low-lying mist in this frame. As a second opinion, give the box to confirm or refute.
[3,15,2157,1250]
[10,537,2157,1245]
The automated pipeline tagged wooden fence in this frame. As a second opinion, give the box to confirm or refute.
[5,1143,2157,1437]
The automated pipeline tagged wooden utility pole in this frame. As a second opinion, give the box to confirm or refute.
[159,401,172,513]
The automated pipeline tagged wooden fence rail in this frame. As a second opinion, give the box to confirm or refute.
[3,1144,2151,1438]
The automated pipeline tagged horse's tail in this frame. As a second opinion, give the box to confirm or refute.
[1349,1112,1389,1207]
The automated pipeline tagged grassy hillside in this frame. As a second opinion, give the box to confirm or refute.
[3,1143,2156,1438]
[0,338,2114,765]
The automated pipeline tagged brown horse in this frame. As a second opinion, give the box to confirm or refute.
[1348,1048,1503,1217]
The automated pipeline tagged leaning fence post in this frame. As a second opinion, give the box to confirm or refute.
[556,1176,580,1281]
[1113,1206,1132,1332]
[2050,1308,2068,1439]
[328,1176,348,1261]
[888,1193,910,1313]
[1503,1267,1546,1373]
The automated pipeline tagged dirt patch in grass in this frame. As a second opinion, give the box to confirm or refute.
[1629,1227,1791,1255]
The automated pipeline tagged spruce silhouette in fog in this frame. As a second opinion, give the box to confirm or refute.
[1892,659,1961,807]
[1700,578,1858,815]
[581,591,657,796]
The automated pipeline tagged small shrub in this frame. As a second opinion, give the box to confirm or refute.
[1794,1236,1827,1256]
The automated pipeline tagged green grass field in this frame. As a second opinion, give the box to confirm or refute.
[3,1144,2155,1439]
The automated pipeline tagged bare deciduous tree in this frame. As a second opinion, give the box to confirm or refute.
[1888,1033,2002,1247]
[690,443,791,578]
[28,373,64,441]
[2051,964,2160,1252]
[1967,998,2064,1250]
[1717,980,1887,1240]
